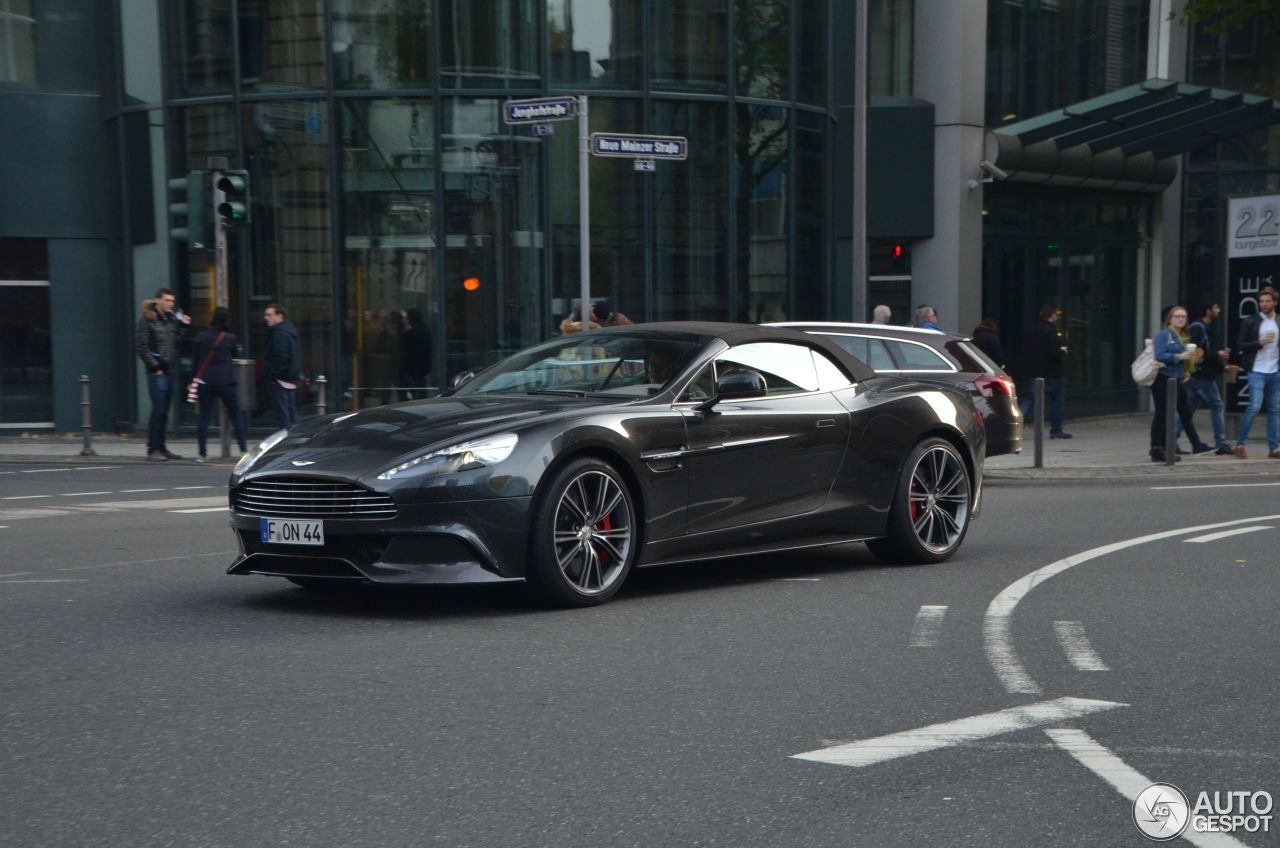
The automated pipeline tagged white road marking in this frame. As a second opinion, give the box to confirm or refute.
[1183,526,1272,544]
[0,572,33,577]
[72,466,119,471]
[791,697,1127,768]
[82,496,225,510]
[2,495,53,500]
[1053,621,1110,672]
[58,550,236,572]
[20,468,75,474]
[169,506,228,513]
[909,605,948,647]
[59,492,112,498]
[119,488,163,493]
[173,485,215,490]
[773,577,822,582]
[0,579,87,584]
[1151,482,1280,490]
[983,514,1280,696]
[1046,728,1248,848]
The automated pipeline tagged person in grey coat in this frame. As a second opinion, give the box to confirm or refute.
[134,288,191,461]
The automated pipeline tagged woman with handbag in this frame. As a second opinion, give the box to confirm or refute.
[1150,305,1214,463]
[192,306,248,462]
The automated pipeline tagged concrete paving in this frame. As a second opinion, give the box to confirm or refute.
[4,411,1279,480]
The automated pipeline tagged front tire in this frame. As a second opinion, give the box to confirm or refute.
[866,437,971,564]
[526,457,638,606]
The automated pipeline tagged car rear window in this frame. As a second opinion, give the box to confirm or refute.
[884,339,952,371]
[945,340,1000,376]
[818,334,896,371]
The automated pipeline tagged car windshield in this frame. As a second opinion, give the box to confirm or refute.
[454,332,705,398]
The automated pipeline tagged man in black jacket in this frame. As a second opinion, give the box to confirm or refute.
[134,288,191,461]
[1232,287,1280,459]
[263,303,301,429]
[1018,304,1071,438]
[1180,302,1232,455]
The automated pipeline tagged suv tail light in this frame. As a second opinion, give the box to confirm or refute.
[976,375,1016,398]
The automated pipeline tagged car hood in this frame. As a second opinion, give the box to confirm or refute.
[244,394,614,478]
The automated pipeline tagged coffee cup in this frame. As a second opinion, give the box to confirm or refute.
[1185,343,1197,354]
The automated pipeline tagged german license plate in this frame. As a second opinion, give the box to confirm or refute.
[260,518,324,546]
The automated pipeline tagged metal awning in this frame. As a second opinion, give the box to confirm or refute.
[985,79,1280,192]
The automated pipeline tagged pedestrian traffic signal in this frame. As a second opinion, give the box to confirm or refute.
[167,171,207,248]
[215,170,251,228]
[463,277,481,292]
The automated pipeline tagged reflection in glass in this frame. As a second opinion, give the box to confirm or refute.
[549,98,645,331]
[0,0,36,85]
[651,0,729,91]
[440,0,539,88]
[736,104,788,322]
[243,101,332,423]
[167,0,233,97]
[331,0,432,90]
[736,0,788,100]
[340,99,436,407]
[652,100,729,320]
[796,0,827,105]
[868,0,912,97]
[794,111,827,319]
[549,0,643,88]
[441,100,544,378]
[175,105,238,328]
[237,0,326,92]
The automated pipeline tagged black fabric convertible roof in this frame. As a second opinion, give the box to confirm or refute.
[586,322,879,383]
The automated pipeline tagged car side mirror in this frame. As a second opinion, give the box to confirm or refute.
[693,367,767,413]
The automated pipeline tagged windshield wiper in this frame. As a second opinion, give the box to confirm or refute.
[526,389,587,397]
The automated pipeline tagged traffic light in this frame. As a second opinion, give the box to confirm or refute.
[167,171,207,248]
[215,170,251,228]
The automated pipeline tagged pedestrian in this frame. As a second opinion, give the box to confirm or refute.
[559,303,600,335]
[1178,301,1232,455]
[872,304,892,325]
[971,318,1005,368]
[1151,305,1214,462]
[1232,286,1280,459]
[591,300,633,327]
[134,288,191,462]
[264,303,301,429]
[1018,304,1072,439]
[192,306,247,462]
[913,304,941,330]
[400,307,432,399]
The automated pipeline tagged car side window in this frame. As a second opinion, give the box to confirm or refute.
[680,363,715,401]
[821,333,895,371]
[812,350,852,390]
[884,339,953,371]
[713,342,819,396]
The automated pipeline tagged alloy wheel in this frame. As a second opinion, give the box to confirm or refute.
[907,446,970,554]
[551,470,633,595]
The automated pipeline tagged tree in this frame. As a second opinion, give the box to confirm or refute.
[1179,0,1280,35]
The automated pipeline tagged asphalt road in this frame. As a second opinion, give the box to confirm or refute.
[2,460,1278,847]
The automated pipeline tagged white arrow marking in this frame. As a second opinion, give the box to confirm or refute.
[909,605,948,647]
[1053,621,1109,671]
[791,696,1127,767]
[1183,526,1272,544]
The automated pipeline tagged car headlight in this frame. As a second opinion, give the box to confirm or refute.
[377,433,518,481]
[233,428,290,477]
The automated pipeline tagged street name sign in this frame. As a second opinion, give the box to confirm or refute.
[590,133,688,160]
[503,97,577,125]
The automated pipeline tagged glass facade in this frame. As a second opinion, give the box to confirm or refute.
[0,239,51,425]
[0,0,37,85]
[162,0,834,416]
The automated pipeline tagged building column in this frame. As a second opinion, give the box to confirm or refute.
[1148,0,1188,329]
[911,0,987,335]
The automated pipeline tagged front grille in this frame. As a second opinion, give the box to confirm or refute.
[231,476,397,520]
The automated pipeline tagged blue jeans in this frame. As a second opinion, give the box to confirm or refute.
[1177,378,1227,448]
[1019,376,1066,434]
[269,380,298,429]
[1236,370,1280,451]
[196,382,248,456]
[146,373,173,453]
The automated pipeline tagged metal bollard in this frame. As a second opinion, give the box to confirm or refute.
[1164,376,1178,467]
[79,375,97,457]
[316,375,327,416]
[1033,377,1045,468]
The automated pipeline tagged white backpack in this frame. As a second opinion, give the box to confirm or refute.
[1130,338,1159,387]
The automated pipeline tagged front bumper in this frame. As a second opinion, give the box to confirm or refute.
[226,496,532,585]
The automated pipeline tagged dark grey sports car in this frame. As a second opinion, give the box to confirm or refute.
[226,323,985,606]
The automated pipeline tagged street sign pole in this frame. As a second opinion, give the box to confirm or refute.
[578,94,590,326]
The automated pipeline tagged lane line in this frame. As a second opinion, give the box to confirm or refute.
[791,697,1127,768]
[1052,621,1110,672]
[81,496,225,510]
[59,492,112,498]
[72,466,120,471]
[173,485,214,490]
[909,605,948,647]
[983,514,1280,696]
[773,577,822,582]
[119,488,163,493]
[169,507,228,513]
[0,579,87,584]
[1183,526,1272,544]
[1152,482,1280,491]
[2,495,53,500]
[1045,729,1248,848]
[20,468,74,474]
[0,572,33,577]
[58,550,237,572]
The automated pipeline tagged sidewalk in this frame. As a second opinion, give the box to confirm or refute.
[3,414,1279,480]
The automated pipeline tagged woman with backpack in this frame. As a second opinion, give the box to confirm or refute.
[1150,305,1214,463]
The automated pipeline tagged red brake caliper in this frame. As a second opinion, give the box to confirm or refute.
[909,484,919,520]
[596,514,612,563]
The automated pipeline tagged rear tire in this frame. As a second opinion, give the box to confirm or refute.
[866,437,972,564]
[526,457,638,607]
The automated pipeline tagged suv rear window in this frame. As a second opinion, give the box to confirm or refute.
[945,340,999,375]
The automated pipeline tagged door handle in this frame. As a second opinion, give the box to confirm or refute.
[816,419,835,428]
